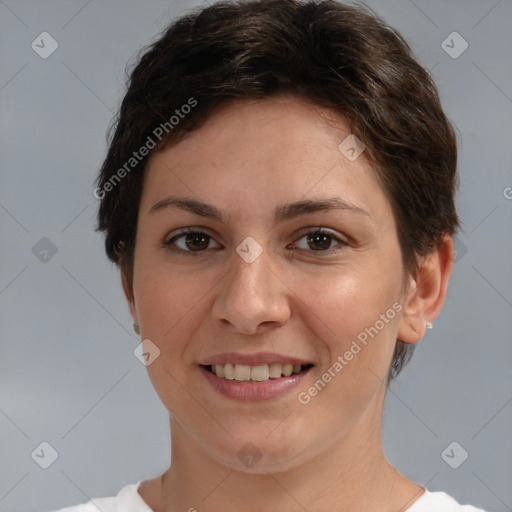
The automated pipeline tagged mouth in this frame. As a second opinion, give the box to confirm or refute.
[198,360,314,401]
[202,362,314,382]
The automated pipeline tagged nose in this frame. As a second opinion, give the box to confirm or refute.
[211,247,292,335]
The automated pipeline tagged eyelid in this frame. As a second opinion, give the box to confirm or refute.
[290,227,348,252]
[163,226,349,255]
[164,227,222,253]
[165,226,218,241]
[294,226,346,241]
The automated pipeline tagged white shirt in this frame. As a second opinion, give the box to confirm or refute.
[52,481,490,512]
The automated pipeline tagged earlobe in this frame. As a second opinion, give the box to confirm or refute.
[397,235,455,344]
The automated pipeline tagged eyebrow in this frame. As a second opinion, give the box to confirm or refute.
[148,196,371,221]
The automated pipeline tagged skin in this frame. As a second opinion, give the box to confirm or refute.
[122,94,454,512]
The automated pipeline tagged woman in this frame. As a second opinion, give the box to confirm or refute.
[57,0,489,510]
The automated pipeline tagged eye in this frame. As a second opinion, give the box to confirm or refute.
[164,227,347,255]
[165,228,221,254]
[292,228,347,253]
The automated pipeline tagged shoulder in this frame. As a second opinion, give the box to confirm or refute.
[50,481,149,512]
[407,489,490,512]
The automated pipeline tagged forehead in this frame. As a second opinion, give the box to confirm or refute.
[141,95,391,224]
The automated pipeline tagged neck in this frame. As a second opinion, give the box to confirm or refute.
[150,410,423,512]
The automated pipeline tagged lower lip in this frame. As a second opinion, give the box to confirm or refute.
[199,365,312,401]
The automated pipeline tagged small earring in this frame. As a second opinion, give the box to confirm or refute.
[426,322,433,329]
[133,322,140,335]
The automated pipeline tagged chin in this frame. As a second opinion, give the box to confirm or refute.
[206,430,312,474]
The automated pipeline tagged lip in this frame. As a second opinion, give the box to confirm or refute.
[199,364,313,402]
[200,352,313,366]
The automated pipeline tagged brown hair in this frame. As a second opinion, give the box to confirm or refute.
[96,0,459,379]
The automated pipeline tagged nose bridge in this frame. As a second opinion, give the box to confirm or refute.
[212,241,290,333]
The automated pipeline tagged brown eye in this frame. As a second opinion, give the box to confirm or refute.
[293,228,347,253]
[307,232,334,251]
[183,232,210,251]
[166,229,221,253]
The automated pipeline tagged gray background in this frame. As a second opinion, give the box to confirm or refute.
[1,0,511,511]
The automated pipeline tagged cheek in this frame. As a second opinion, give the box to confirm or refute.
[133,261,210,358]
[288,261,403,413]
[134,238,202,313]
[133,266,213,414]
[288,262,401,349]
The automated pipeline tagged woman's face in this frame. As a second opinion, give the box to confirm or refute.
[128,95,412,472]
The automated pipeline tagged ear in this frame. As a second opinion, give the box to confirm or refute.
[397,235,455,343]
[121,270,138,324]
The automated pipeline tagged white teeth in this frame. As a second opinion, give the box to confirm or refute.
[209,362,309,381]
[223,363,235,380]
[250,365,269,381]
[282,364,293,377]
[269,363,283,378]
[234,364,251,381]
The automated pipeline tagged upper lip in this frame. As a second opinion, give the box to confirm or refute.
[200,352,313,366]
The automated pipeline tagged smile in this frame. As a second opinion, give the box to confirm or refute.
[204,363,314,381]
[199,361,314,401]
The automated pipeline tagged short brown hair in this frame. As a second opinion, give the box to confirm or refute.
[96,0,459,379]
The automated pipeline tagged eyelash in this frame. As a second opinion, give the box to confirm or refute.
[163,227,348,256]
